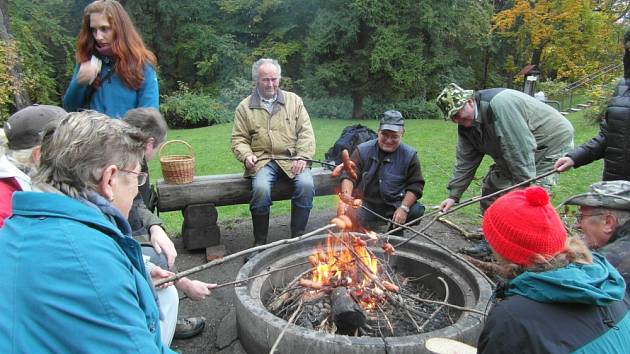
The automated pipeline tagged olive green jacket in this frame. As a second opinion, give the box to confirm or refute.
[447,89,574,201]
[231,89,316,178]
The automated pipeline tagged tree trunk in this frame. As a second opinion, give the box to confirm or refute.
[0,1,30,109]
[351,92,366,119]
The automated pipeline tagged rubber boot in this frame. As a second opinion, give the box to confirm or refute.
[461,239,492,258]
[290,206,311,238]
[245,213,269,263]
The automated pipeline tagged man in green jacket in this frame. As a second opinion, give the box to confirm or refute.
[231,58,316,260]
[436,83,574,256]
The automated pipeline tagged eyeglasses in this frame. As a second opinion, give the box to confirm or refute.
[575,211,606,223]
[119,168,148,186]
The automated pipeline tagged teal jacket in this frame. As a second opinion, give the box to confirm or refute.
[0,191,174,353]
[478,253,630,354]
[63,59,159,118]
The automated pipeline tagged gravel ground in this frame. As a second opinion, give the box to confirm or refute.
[169,210,482,354]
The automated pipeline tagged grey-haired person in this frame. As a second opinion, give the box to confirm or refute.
[124,108,215,344]
[0,111,174,353]
[435,83,574,257]
[563,180,630,293]
[0,104,66,227]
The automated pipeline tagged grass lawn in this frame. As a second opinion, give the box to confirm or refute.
[151,111,603,235]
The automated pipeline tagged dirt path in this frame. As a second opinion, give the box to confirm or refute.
[169,210,482,354]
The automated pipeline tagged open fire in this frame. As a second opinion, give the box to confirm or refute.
[264,197,456,337]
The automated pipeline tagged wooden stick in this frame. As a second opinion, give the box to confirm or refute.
[439,217,480,240]
[419,276,449,332]
[401,293,486,316]
[269,298,303,354]
[156,223,336,286]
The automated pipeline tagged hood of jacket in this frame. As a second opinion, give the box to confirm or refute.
[0,155,31,191]
[505,253,626,306]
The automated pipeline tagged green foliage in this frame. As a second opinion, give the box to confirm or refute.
[363,97,441,120]
[302,97,354,119]
[161,83,232,128]
[1,0,74,116]
[537,80,569,100]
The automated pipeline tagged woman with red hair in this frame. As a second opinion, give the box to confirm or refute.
[63,0,158,118]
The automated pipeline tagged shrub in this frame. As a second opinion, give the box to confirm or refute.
[161,82,232,128]
[363,97,441,120]
[302,96,353,119]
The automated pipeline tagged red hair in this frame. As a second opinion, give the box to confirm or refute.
[76,0,157,90]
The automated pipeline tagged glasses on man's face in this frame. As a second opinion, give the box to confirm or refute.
[119,168,148,186]
[575,211,606,223]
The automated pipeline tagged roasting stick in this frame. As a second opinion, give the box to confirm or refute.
[156,223,336,286]
[178,261,310,301]
[392,168,559,244]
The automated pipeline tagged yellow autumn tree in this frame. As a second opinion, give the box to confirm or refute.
[494,0,622,81]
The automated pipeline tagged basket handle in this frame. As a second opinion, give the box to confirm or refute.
[159,139,195,159]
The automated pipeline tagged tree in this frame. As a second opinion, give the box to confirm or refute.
[493,0,621,81]
[303,0,492,118]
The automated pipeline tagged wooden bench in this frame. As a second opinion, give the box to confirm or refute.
[156,167,340,251]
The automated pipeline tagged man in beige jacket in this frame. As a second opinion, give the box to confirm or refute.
[231,58,316,260]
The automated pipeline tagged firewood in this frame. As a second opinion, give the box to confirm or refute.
[331,287,367,335]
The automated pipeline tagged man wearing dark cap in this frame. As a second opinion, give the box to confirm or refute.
[563,180,630,292]
[435,83,574,256]
[0,104,66,227]
[340,110,425,234]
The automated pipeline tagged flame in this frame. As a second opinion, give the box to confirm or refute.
[307,198,385,309]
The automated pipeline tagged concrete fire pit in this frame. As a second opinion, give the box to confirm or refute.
[235,234,493,354]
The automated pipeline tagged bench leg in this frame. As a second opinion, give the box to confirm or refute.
[182,203,221,251]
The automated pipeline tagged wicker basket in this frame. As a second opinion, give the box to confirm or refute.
[159,140,195,184]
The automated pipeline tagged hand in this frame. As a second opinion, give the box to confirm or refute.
[245,155,257,170]
[439,198,457,213]
[76,60,99,85]
[392,207,408,225]
[177,278,217,301]
[554,157,575,172]
[149,225,177,269]
[291,158,307,175]
[150,266,175,289]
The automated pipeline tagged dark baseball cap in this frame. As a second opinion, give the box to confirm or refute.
[4,104,67,150]
[379,110,404,132]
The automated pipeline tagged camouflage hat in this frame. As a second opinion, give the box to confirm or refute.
[563,180,630,211]
[436,83,474,120]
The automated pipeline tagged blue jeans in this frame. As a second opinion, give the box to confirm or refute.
[250,161,315,216]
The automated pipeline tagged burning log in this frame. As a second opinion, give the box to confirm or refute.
[331,287,367,334]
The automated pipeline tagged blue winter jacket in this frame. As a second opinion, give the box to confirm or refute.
[0,191,174,353]
[63,58,159,118]
[478,253,630,354]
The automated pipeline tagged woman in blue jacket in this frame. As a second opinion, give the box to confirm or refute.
[0,111,173,353]
[477,186,630,354]
[64,0,158,118]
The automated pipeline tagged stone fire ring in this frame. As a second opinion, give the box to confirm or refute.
[235,234,493,354]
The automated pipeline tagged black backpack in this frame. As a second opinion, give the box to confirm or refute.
[324,124,377,168]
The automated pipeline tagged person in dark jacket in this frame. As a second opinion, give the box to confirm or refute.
[477,186,630,354]
[123,108,215,344]
[340,111,425,235]
[555,29,630,181]
[562,180,630,293]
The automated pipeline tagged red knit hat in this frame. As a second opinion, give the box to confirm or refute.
[482,186,567,266]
